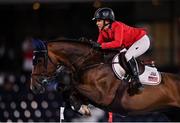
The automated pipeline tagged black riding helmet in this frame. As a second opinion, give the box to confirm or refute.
[92,7,115,21]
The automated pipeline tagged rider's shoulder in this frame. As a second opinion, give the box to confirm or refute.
[112,21,125,28]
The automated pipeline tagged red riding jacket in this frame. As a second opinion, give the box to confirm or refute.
[97,21,147,49]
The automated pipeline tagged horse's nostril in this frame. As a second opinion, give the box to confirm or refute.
[31,86,38,94]
[31,83,45,94]
[39,87,45,94]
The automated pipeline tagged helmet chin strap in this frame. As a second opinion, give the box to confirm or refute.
[101,20,110,30]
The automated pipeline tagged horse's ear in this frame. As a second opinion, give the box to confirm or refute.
[32,38,37,51]
[32,38,47,51]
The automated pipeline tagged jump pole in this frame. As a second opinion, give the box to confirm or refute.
[60,106,65,123]
[108,112,113,123]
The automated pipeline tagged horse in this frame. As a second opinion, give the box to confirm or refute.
[30,38,180,116]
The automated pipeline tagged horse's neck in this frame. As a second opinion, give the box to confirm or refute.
[51,42,102,69]
[73,52,102,70]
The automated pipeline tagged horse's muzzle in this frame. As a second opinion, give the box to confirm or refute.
[31,83,45,94]
[30,78,46,94]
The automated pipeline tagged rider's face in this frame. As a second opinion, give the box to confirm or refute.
[96,19,104,30]
[96,19,109,30]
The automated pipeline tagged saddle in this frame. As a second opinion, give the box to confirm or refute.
[112,51,161,86]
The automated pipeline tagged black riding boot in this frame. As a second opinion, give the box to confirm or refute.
[127,57,142,94]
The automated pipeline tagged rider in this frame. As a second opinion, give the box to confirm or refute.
[92,7,150,91]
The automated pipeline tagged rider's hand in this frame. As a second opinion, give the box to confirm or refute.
[90,40,101,48]
[89,40,101,49]
[92,43,101,49]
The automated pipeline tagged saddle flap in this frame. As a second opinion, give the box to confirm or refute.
[112,54,161,86]
[139,66,161,85]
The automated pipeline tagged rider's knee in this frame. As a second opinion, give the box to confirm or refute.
[125,52,132,62]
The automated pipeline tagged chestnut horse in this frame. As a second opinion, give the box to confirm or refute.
[31,38,180,116]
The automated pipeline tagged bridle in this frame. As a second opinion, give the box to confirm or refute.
[31,39,101,93]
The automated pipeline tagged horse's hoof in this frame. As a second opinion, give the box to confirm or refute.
[78,105,91,116]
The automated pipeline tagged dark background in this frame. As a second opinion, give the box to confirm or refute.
[1,0,180,72]
[0,0,180,122]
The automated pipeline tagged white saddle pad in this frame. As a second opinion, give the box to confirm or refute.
[112,54,161,85]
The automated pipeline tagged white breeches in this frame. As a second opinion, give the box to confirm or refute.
[125,35,150,62]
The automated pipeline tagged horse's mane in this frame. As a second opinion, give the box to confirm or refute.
[32,37,119,54]
[48,37,95,46]
[47,37,119,53]
[32,37,93,52]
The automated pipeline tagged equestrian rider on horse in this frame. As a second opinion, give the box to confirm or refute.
[92,7,151,91]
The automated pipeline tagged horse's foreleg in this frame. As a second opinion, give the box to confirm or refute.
[68,90,91,116]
